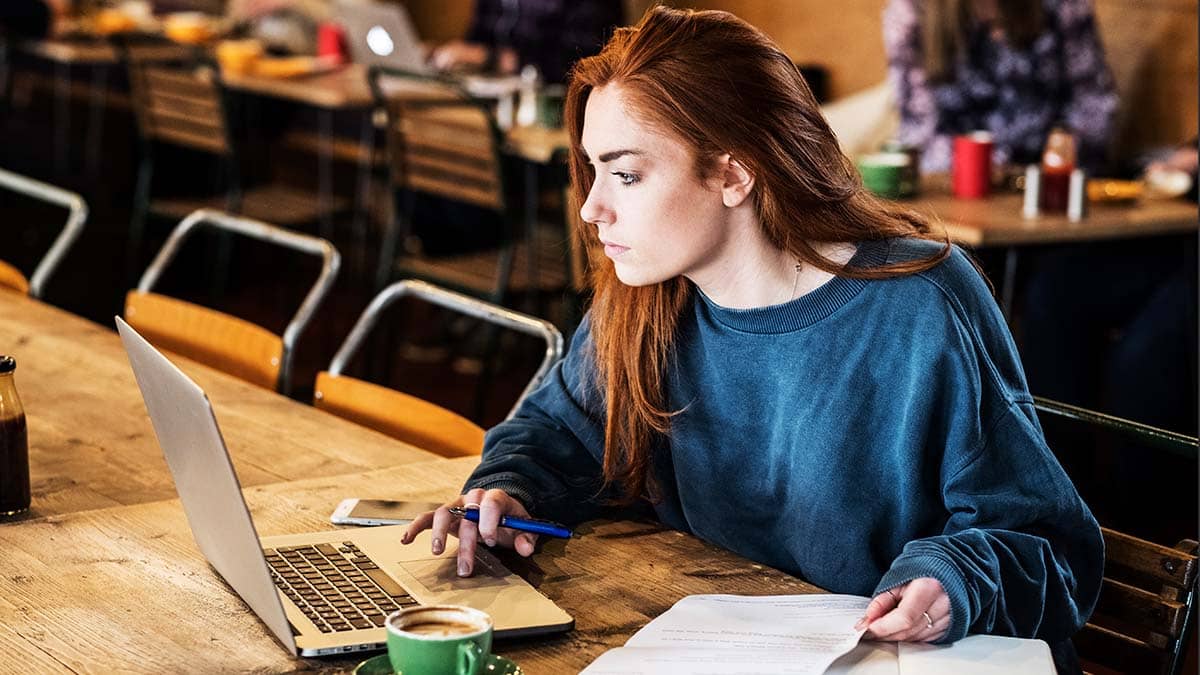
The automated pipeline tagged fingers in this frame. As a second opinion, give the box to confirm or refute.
[854,588,900,630]
[400,510,434,545]
[863,578,951,643]
[513,532,538,557]
[397,488,542,573]
[475,489,508,548]
[456,510,479,577]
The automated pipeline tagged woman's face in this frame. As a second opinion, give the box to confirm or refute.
[579,84,737,287]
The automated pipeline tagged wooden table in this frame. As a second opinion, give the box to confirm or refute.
[0,292,436,518]
[221,64,569,164]
[905,177,1198,315]
[909,178,1198,248]
[0,294,820,672]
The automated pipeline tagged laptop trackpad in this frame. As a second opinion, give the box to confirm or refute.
[399,555,510,595]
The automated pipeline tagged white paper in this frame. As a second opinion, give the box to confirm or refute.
[580,595,870,675]
[896,635,1055,675]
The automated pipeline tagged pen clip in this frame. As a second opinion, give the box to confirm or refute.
[448,506,474,517]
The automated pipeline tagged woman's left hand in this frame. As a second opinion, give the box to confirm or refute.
[854,577,950,643]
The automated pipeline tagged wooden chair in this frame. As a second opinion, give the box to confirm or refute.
[1076,527,1199,675]
[0,168,88,298]
[367,66,573,306]
[125,208,340,395]
[314,279,562,457]
[1033,397,1199,675]
[119,40,344,278]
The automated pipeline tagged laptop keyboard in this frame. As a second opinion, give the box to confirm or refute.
[264,542,418,633]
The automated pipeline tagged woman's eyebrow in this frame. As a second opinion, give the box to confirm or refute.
[583,148,646,164]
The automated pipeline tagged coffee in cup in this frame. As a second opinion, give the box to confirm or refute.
[386,605,493,675]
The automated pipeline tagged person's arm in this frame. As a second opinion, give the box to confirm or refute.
[882,0,953,172]
[863,257,1103,645]
[874,398,1104,644]
[462,317,613,524]
[403,317,616,575]
[1056,0,1118,169]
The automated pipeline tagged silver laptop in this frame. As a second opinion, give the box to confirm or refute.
[115,316,573,657]
[336,0,431,74]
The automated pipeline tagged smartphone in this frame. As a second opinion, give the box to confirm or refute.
[329,499,444,526]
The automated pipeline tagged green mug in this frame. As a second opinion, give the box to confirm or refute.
[858,152,914,199]
[386,605,494,675]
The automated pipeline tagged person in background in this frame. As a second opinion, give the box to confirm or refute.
[1,0,71,38]
[404,8,1102,674]
[883,0,1117,172]
[429,0,623,84]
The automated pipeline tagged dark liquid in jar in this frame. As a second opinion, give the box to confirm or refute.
[1041,166,1072,212]
[0,414,29,515]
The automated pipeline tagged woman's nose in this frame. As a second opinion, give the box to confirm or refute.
[580,181,610,227]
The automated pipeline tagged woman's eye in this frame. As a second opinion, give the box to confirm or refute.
[612,171,640,186]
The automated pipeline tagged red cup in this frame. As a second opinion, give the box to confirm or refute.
[317,22,347,64]
[951,132,993,199]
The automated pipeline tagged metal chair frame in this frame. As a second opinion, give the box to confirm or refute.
[327,279,562,421]
[135,208,340,394]
[1033,396,1199,460]
[0,167,89,298]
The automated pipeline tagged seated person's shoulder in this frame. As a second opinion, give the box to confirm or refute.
[875,237,996,314]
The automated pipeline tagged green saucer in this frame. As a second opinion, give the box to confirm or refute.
[353,652,523,675]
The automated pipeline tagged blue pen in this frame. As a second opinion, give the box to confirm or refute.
[449,506,572,539]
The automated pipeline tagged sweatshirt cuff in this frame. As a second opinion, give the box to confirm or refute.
[875,551,972,644]
[462,472,537,512]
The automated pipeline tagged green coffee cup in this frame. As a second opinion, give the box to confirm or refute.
[386,605,493,675]
[858,152,914,199]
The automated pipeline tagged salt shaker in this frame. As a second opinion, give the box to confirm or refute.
[1067,168,1087,222]
[1022,164,1041,219]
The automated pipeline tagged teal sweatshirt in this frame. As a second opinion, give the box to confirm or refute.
[464,237,1102,652]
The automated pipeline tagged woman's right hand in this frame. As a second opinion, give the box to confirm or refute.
[401,488,539,577]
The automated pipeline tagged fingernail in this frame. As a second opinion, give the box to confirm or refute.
[854,618,865,630]
[431,537,443,554]
[458,561,471,577]
[484,537,496,547]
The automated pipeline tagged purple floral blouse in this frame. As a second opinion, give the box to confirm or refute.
[883,0,1118,172]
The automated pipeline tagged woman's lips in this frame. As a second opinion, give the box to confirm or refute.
[602,241,630,257]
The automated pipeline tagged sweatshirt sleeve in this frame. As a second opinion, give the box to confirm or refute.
[874,251,1104,645]
[875,399,1103,644]
[462,316,616,524]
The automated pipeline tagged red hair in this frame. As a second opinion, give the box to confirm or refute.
[565,6,951,502]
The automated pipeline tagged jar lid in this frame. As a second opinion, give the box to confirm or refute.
[0,356,14,373]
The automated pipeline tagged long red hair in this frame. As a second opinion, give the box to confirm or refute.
[565,6,951,502]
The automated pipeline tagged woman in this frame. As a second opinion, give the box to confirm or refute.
[884,0,1118,171]
[403,6,1101,669]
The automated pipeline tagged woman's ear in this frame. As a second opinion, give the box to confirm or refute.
[718,154,756,208]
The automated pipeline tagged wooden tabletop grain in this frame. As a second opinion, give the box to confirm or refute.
[0,294,818,673]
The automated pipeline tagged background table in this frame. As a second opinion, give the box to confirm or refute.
[910,177,1198,248]
[906,177,1198,315]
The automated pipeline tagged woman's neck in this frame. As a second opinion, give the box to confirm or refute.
[685,211,855,310]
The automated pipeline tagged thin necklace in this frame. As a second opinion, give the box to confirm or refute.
[785,260,802,304]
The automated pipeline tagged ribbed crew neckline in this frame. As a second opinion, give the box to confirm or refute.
[694,238,891,334]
